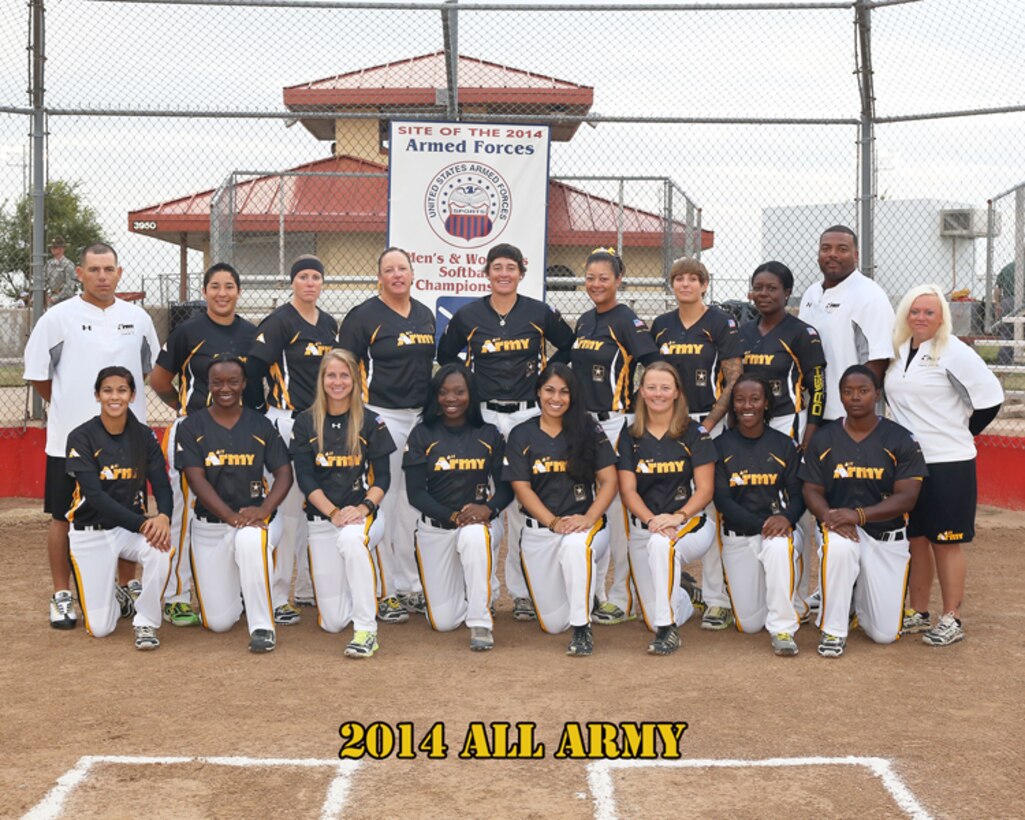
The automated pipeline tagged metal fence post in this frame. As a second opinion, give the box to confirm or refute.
[29,0,46,421]
[985,199,995,331]
[443,0,459,121]
[855,0,876,280]
[278,172,286,280]
[662,178,672,284]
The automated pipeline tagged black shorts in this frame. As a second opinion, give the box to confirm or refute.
[907,459,976,544]
[44,456,75,521]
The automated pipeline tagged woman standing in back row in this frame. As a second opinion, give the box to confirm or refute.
[247,256,338,626]
[570,248,658,625]
[651,257,743,631]
[884,284,1003,647]
[150,262,259,629]
[338,247,437,624]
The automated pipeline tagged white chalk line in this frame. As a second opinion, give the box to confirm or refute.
[587,755,933,820]
[21,755,363,820]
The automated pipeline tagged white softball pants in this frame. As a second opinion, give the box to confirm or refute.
[691,415,730,609]
[163,417,195,606]
[628,515,714,631]
[817,526,910,643]
[70,527,171,637]
[307,515,383,634]
[592,412,632,612]
[191,518,279,635]
[769,409,812,618]
[481,402,541,601]
[367,405,422,598]
[519,517,610,634]
[720,529,803,635]
[266,407,313,606]
[415,517,503,631]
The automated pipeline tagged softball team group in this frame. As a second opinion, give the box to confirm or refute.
[42,229,1004,660]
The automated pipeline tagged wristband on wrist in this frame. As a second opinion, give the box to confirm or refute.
[361,497,379,516]
[548,516,561,532]
[327,506,341,518]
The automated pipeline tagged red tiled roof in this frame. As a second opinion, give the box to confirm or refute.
[128,155,713,251]
[283,51,593,109]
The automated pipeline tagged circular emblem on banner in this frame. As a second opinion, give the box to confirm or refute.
[425,163,512,248]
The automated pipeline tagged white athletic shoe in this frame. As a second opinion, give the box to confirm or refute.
[771,632,799,656]
[49,590,77,630]
[378,596,410,624]
[273,603,302,625]
[817,632,845,658]
[922,612,964,647]
[133,625,160,651]
[344,630,379,658]
[469,627,494,652]
[512,597,536,622]
[902,608,931,635]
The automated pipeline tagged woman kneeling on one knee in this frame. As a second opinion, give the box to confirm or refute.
[504,363,618,657]
[800,365,927,659]
[290,348,395,660]
[404,365,512,652]
[177,355,293,654]
[714,374,805,656]
[66,366,173,651]
[617,361,717,656]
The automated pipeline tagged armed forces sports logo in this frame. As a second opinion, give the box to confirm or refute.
[425,163,512,248]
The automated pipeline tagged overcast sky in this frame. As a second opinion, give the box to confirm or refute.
[1,0,1022,301]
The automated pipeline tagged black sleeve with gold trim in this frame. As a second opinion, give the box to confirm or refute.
[249,304,338,412]
[337,297,436,410]
[799,418,927,537]
[571,304,658,413]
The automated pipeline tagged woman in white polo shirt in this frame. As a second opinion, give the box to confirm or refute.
[884,284,1003,647]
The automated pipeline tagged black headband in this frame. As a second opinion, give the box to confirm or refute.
[290,258,325,281]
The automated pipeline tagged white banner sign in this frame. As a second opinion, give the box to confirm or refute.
[387,120,551,328]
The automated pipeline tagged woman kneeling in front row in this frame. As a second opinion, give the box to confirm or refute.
[714,375,805,656]
[66,366,173,650]
[291,349,395,659]
[504,363,618,656]
[801,365,926,658]
[176,356,293,653]
[618,361,717,655]
[404,365,511,651]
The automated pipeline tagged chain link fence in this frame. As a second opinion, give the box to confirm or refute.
[1,0,1023,452]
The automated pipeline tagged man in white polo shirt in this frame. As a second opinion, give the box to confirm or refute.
[800,225,895,421]
[798,225,895,617]
[24,243,160,629]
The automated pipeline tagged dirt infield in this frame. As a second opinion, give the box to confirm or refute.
[3,502,1023,819]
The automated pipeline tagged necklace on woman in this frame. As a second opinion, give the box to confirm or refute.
[491,297,514,327]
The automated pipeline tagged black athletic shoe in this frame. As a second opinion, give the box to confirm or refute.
[248,629,276,653]
[567,625,594,656]
[648,625,681,655]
